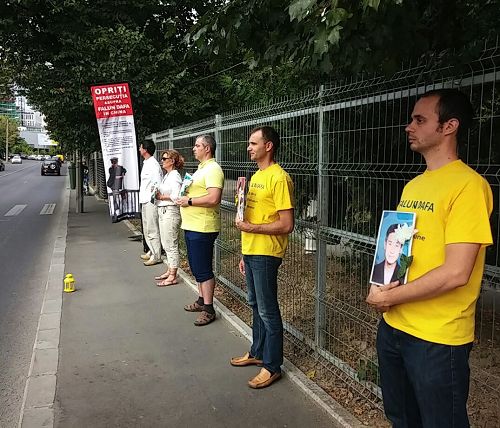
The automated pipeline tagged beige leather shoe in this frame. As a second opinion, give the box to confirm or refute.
[140,253,151,261]
[143,258,162,266]
[230,352,263,367]
[248,368,281,389]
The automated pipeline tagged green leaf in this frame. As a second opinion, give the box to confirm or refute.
[397,255,413,282]
[289,0,317,22]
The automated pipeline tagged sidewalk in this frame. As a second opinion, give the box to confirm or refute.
[54,194,353,427]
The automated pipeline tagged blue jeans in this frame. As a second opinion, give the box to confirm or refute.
[244,255,283,374]
[184,231,218,283]
[377,318,473,428]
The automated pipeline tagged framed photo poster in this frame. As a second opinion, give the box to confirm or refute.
[370,210,417,286]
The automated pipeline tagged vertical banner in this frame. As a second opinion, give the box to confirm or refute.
[91,83,140,222]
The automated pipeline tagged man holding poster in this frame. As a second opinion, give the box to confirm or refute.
[232,126,294,389]
[366,89,493,427]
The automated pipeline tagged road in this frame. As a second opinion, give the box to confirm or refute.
[0,159,67,427]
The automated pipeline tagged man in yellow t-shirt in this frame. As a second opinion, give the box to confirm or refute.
[176,135,224,326]
[231,126,294,389]
[366,89,493,427]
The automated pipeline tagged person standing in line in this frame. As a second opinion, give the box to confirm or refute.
[176,135,224,326]
[138,140,163,266]
[231,126,294,389]
[155,149,184,286]
[366,89,493,428]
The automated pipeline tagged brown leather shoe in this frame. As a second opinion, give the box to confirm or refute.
[248,368,281,389]
[230,352,263,367]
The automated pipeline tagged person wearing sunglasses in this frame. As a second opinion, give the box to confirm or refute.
[155,150,184,286]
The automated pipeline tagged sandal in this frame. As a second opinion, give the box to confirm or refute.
[156,275,178,287]
[194,310,216,326]
[154,272,170,281]
[184,301,204,312]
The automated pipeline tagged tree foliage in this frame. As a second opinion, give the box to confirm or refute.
[0,116,24,154]
[0,0,236,153]
[188,0,500,77]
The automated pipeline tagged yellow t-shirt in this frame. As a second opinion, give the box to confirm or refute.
[242,164,294,258]
[384,160,493,345]
[180,158,224,233]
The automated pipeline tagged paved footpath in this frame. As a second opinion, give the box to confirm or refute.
[26,193,361,428]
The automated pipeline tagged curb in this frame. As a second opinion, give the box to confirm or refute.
[18,184,70,428]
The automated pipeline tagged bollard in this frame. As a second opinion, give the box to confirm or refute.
[63,273,76,293]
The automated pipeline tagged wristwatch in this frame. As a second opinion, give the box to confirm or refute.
[188,198,193,206]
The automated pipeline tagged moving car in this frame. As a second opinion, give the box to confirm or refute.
[41,159,61,176]
[11,155,22,164]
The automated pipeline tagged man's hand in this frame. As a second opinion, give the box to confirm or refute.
[238,258,245,276]
[235,214,253,232]
[176,196,189,207]
[366,281,400,312]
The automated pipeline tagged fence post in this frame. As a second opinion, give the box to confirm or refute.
[315,85,328,348]
[168,129,173,150]
[214,114,222,273]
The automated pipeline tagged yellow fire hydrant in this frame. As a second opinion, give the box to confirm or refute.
[63,273,76,293]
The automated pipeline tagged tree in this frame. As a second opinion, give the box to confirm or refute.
[0,116,25,156]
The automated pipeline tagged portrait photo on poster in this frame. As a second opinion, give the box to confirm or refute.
[370,210,417,287]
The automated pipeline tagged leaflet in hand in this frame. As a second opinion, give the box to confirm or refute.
[236,177,246,221]
[370,210,417,286]
[150,182,159,203]
[179,172,193,196]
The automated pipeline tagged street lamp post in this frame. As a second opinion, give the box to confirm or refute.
[5,117,9,161]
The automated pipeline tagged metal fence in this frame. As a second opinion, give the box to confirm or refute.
[148,44,500,425]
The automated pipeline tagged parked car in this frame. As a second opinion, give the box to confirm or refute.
[0,159,4,171]
[36,154,43,161]
[11,155,22,164]
[41,159,61,176]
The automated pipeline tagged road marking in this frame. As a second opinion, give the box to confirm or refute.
[4,204,27,216]
[40,204,56,215]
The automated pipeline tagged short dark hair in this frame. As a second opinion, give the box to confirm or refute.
[250,126,280,154]
[385,224,399,239]
[197,134,216,155]
[420,89,474,143]
[141,140,156,156]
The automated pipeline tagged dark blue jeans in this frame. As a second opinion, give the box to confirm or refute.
[377,318,473,428]
[244,255,283,374]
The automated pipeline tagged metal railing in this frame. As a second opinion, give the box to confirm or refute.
[148,43,500,424]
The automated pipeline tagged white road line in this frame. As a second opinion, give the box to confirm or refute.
[40,204,56,215]
[4,204,27,216]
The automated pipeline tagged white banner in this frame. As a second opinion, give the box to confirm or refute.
[91,83,140,222]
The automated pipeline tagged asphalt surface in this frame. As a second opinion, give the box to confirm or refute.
[54,194,339,428]
[0,159,67,427]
